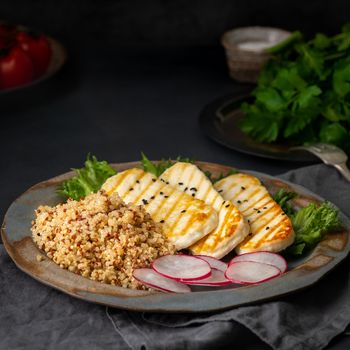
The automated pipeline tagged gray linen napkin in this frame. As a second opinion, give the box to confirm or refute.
[107,164,350,350]
[1,164,349,350]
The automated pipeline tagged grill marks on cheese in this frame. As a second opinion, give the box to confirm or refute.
[214,173,294,254]
[101,168,218,250]
[160,163,249,258]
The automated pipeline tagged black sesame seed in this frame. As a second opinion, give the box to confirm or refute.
[152,178,156,182]
[164,195,169,198]
[222,201,225,205]
[263,206,267,209]
[142,199,148,205]
[253,208,258,211]
[257,210,261,213]
[218,189,223,193]
[244,199,248,202]
[184,187,188,191]
[166,181,169,185]
[225,204,230,208]
[241,186,246,190]
[190,187,197,192]
[192,193,195,197]
[129,187,134,191]
[178,182,184,185]
[281,213,285,216]
[247,219,250,223]
[266,226,270,230]
[150,196,155,200]
[249,232,253,236]
[181,210,186,213]
[160,192,164,195]
[237,200,242,204]
[160,179,165,182]
[160,220,165,223]
[136,180,140,184]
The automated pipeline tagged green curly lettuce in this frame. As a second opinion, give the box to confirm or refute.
[58,154,116,200]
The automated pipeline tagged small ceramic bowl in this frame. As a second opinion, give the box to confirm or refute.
[221,26,291,83]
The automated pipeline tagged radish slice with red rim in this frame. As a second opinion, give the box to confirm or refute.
[152,254,211,281]
[225,261,281,284]
[182,268,232,286]
[194,255,228,272]
[133,268,191,293]
[229,252,287,273]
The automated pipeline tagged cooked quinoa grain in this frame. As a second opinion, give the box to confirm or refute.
[31,191,175,289]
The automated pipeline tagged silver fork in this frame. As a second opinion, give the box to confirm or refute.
[291,143,350,182]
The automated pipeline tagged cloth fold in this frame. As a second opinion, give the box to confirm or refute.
[1,164,350,350]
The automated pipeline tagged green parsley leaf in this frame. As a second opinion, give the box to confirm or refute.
[313,33,331,50]
[333,57,350,97]
[266,31,303,54]
[319,122,348,147]
[240,102,282,142]
[255,87,286,112]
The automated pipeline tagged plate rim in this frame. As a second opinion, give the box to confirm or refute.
[2,161,349,313]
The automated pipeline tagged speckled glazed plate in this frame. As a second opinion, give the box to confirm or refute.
[2,161,350,312]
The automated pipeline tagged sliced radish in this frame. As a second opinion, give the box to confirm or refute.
[195,255,228,272]
[225,261,281,285]
[182,268,232,286]
[151,254,211,281]
[229,252,287,273]
[133,268,191,293]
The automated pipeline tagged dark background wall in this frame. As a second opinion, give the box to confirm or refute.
[0,0,349,50]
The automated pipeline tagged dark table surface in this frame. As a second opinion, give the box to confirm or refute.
[1,45,349,349]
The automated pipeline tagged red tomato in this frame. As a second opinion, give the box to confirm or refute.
[0,47,34,89]
[16,31,51,77]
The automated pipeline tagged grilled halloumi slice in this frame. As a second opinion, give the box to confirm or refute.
[214,173,294,254]
[160,162,249,258]
[101,168,218,250]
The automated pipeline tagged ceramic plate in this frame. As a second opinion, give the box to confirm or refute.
[2,161,349,312]
[199,94,319,162]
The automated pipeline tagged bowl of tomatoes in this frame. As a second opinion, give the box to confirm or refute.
[0,22,66,93]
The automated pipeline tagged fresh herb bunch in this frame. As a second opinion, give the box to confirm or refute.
[240,23,350,153]
[58,154,116,200]
[273,190,341,255]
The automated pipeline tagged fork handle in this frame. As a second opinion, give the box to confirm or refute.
[334,162,350,182]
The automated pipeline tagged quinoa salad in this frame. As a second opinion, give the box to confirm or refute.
[31,191,176,289]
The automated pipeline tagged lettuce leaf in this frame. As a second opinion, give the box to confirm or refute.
[140,152,194,177]
[58,154,116,200]
[287,202,341,255]
[140,152,237,182]
[273,189,341,255]
[272,189,298,216]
